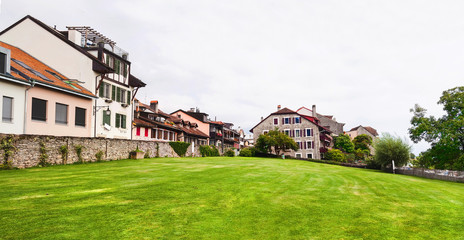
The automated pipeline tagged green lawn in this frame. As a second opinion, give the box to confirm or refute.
[0,157,463,239]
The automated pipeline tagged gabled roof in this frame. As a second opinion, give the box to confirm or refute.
[0,15,113,74]
[0,41,95,99]
[349,125,379,136]
[273,107,297,115]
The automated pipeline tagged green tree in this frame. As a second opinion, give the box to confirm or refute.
[409,86,464,170]
[255,129,299,155]
[373,133,411,168]
[352,134,373,151]
[334,134,354,153]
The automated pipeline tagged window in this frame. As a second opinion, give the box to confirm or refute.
[75,107,86,127]
[12,58,51,81]
[307,141,314,149]
[295,153,302,158]
[305,128,313,137]
[295,117,301,124]
[295,129,301,137]
[115,113,126,129]
[284,129,290,136]
[32,98,47,121]
[55,103,68,124]
[158,129,163,139]
[99,82,111,99]
[120,89,126,103]
[2,96,13,122]
[0,52,6,74]
[284,117,290,124]
[103,111,111,126]
[151,128,156,138]
[296,141,301,149]
[273,118,278,125]
[307,153,313,159]
[136,127,141,136]
[144,128,149,137]
[163,130,168,140]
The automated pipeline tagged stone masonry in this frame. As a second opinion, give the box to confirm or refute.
[0,134,201,169]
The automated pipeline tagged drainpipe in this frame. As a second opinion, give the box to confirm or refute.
[94,74,104,138]
[23,79,36,134]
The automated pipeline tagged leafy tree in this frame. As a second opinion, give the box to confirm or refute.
[373,133,411,168]
[352,134,372,151]
[409,86,464,170]
[325,149,345,162]
[255,129,298,155]
[333,134,354,153]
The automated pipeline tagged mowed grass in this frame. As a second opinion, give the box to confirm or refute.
[0,157,463,239]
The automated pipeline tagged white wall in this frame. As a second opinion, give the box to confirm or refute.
[0,79,27,134]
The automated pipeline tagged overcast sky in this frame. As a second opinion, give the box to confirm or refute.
[1,0,464,154]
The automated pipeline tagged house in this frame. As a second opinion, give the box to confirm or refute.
[250,106,333,159]
[133,100,208,146]
[171,108,210,142]
[0,41,95,137]
[296,105,345,135]
[223,122,240,150]
[0,44,29,134]
[0,15,146,139]
[346,125,379,140]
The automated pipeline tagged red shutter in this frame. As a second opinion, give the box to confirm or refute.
[292,117,295,124]
[282,118,284,124]
[136,127,140,136]
[145,128,149,137]
[304,142,307,149]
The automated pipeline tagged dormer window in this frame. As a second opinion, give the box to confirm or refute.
[0,47,11,75]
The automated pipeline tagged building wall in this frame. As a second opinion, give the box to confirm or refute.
[252,114,322,159]
[346,127,376,140]
[132,126,177,142]
[172,111,210,137]
[26,86,93,137]
[297,107,344,135]
[0,79,27,134]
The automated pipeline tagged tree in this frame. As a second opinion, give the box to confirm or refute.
[325,149,345,162]
[352,134,373,151]
[255,129,299,155]
[409,86,464,170]
[333,134,354,153]
[373,133,411,168]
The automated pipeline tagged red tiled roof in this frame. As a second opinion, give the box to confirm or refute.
[272,107,297,115]
[0,41,95,98]
[209,121,224,125]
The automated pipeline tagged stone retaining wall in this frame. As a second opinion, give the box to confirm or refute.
[396,167,464,183]
[0,134,201,168]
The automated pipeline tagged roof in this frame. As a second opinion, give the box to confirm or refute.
[209,121,224,125]
[129,74,146,88]
[0,41,96,99]
[0,15,113,74]
[273,107,297,115]
[349,125,379,136]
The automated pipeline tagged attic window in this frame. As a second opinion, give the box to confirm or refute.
[45,70,64,80]
[0,52,6,74]
[11,58,52,82]
[63,81,81,91]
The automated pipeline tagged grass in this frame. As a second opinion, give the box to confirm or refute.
[0,157,463,239]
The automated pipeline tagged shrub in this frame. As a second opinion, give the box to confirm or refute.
[95,150,104,162]
[38,141,49,167]
[169,141,191,157]
[224,149,235,157]
[374,133,411,168]
[1,135,16,169]
[144,150,150,158]
[59,145,68,164]
[74,145,84,163]
[239,148,253,157]
[199,145,220,157]
[325,149,345,162]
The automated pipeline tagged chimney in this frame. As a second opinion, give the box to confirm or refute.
[261,116,264,121]
[312,105,316,117]
[277,105,281,111]
[68,30,82,46]
[150,100,158,113]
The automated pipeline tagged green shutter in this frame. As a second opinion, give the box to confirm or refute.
[115,60,120,74]
[106,54,109,65]
[121,115,126,129]
[115,114,120,128]
[99,84,104,97]
[123,63,128,77]
[111,85,116,100]
[127,91,131,104]
[116,87,121,102]
[103,112,111,126]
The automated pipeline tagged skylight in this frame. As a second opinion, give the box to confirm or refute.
[11,58,52,82]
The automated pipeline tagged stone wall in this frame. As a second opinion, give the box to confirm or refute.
[0,134,201,169]
[396,167,464,183]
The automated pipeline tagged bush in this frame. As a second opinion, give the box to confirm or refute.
[74,145,84,163]
[239,148,253,157]
[224,149,235,157]
[199,145,220,157]
[325,149,345,162]
[374,133,411,168]
[95,150,104,162]
[169,141,191,157]
[59,145,68,164]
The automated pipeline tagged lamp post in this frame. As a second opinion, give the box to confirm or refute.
[93,106,111,138]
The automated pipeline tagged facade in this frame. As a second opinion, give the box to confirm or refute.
[0,45,28,134]
[171,109,210,139]
[346,125,379,140]
[0,15,145,139]
[296,105,345,136]
[250,107,333,159]
[0,41,95,137]
[223,122,240,150]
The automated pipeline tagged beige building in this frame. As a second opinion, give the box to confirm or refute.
[250,106,333,159]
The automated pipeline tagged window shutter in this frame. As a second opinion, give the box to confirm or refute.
[123,63,128,77]
[99,84,104,97]
[121,115,126,129]
[303,129,306,137]
[116,87,121,102]
[115,114,120,128]
[136,127,140,136]
[111,85,116,100]
[304,142,307,149]
[106,54,109,65]
[127,91,131,104]
[292,117,294,124]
